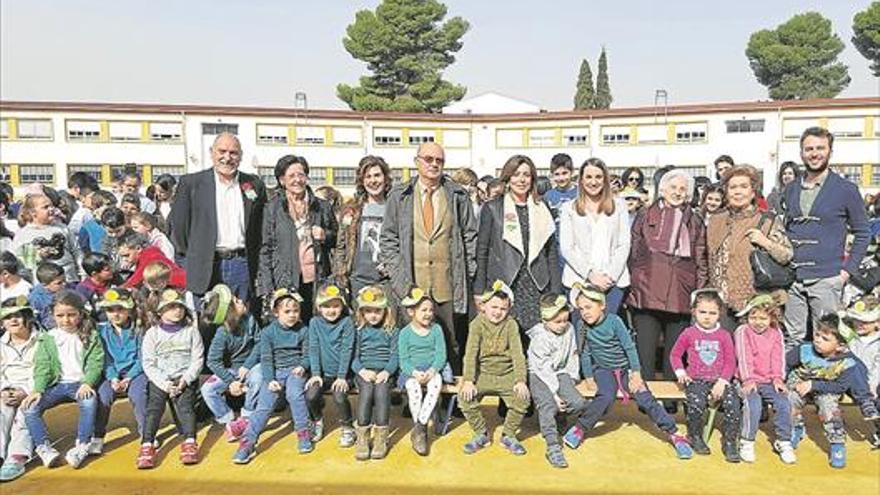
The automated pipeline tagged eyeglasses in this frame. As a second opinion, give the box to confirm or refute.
[627,177,640,183]
[417,155,445,166]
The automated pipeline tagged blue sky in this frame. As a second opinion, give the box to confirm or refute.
[1,0,877,110]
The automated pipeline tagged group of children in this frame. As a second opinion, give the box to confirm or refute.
[0,272,878,480]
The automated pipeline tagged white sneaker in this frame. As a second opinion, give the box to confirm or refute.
[65,442,90,469]
[88,437,104,455]
[740,440,756,463]
[774,440,797,464]
[35,443,61,468]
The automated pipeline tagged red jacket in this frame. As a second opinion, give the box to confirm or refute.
[122,246,186,290]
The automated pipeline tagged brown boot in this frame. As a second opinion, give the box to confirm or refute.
[411,423,429,456]
[354,424,371,461]
[371,425,390,459]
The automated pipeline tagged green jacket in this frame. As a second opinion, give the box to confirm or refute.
[33,330,104,393]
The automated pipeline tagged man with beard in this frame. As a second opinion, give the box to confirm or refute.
[169,133,266,303]
[781,126,871,349]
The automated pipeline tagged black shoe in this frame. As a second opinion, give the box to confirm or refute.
[688,435,711,455]
[722,442,741,463]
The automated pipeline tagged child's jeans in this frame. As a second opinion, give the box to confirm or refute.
[24,382,98,446]
[242,370,309,445]
[305,375,354,427]
[354,373,392,427]
[459,372,529,439]
[200,365,263,423]
[741,383,792,442]
[95,373,148,439]
[529,373,588,447]
[0,401,32,459]
[576,367,677,434]
[142,381,197,444]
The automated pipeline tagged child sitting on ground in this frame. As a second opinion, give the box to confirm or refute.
[459,280,529,456]
[562,283,694,460]
[842,295,880,448]
[527,294,587,469]
[733,293,795,465]
[787,313,879,468]
[669,289,741,462]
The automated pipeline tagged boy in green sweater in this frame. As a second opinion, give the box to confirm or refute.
[459,280,530,455]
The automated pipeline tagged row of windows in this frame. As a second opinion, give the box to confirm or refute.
[0,119,184,143]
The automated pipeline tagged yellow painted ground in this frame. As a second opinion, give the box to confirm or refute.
[3,398,879,495]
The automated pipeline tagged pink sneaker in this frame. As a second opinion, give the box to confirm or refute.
[225,417,249,442]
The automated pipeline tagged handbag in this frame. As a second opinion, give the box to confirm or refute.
[749,213,795,290]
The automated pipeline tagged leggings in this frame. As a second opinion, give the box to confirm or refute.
[355,374,392,426]
[142,381,197,443]
[305,376,354,427]
[404,374,442,425]
[631,308,689,380]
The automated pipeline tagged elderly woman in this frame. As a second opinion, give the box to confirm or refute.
[332,155,393,295]
[257,155,337,320]
[558,158,631,313]
[474,154,560,333]
[766,161,801,215]
[628,168,708,409]
[708,164,792,329]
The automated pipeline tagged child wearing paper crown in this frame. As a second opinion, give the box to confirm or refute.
[233,288,311,463]
[733,293,795,465]
[562,283,695,460]
[841,295,880,448]
[304,283,356,448]
[200,284,264,444]
[0,297,40,481]
[527,293,588,469]
[350,285,399,461]
[92,288,148,456]
[397,286,449,456]
[458,280,530,457]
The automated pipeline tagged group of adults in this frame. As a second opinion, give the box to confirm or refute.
[167,127,873,386]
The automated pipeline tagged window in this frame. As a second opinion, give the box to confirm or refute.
[0,165,10,182]
[496,129,523,148]
[875,117,880,138]
[562,127,589,146]
[149,122,183,142]
[674,165,709,178]
[835,164,861,185]
[257,166,276,186]
[295,126,325,145]
[0,120,8,139]
[528,128,556,147]
[374,128,402,146]
[675,123,707,143]
[20,164,54,184]
[67,165,102,183]
[309,167,327,185]
[873,164,880,186]
[637,124,667,144]
[726,119,765,133]
[332,127,361,146]
[109,164,145,182]
[202,123,238,135]
[16,119,53,140]
[151,165,186,180]
[782,119,818,140]
[391,168,405,183]
[602,126,630,145]
[67,121,102,141]
[333,168,356,186]
[257,125,288,145]
[109,121,142,142]
[443,129,469,148]
[828,117,864,138]
[408,129,435,146]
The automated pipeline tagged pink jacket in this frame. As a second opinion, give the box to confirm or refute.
[734,324,785,386]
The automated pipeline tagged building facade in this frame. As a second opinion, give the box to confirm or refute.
[1,97,878,196]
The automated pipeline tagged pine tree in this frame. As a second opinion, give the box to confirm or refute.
[593,47,612,109]
[574,59,595,110]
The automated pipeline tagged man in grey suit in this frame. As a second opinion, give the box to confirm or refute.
[170,132,267,302]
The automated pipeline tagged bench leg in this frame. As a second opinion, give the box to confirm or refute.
[434,395,456,436]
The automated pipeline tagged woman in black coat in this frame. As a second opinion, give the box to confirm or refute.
[257,155,337,321]
[474,155,561,333]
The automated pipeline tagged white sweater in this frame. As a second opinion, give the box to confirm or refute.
[141,323,204,392]
[558,198,631,288]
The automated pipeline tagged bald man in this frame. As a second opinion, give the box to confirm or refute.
[379,142,478,374]
[170,133,267,302]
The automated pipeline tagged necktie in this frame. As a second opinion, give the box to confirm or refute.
[423,187,434,233]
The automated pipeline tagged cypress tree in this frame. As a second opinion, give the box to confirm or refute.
[594,47,613,109]
[574,59,595,110]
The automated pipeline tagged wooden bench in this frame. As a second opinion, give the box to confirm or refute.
[440,378,686,400]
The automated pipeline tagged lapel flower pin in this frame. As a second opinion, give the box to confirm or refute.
[241,182,257,201]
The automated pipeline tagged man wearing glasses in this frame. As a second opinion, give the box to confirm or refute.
[379,142,477,373]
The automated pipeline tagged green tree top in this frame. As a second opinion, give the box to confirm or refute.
[853,1,880,77]
[337,0,469,113]
[574,59,595,110]
[594,47,612,109]
[746,11,850,100]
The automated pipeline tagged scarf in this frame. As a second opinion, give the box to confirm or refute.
[646,202,691,257]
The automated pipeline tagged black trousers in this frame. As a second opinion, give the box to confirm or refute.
[305,377,354,427]
[142,381,197,443]
[355,374,392,426]
[631,308,689,380]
